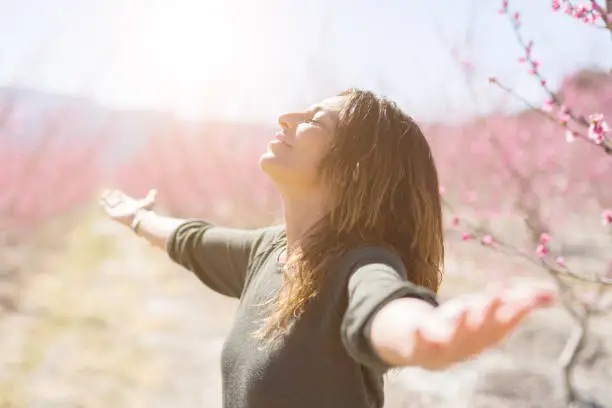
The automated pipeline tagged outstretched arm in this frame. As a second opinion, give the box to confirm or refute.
[99,188,282,298]
[100,188,184,250]
[130,209,185,249]
[369,284,556,370]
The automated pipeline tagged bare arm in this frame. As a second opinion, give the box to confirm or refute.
[99,189,185,250]
[369,285,556,370]
[130,209,186,250]
[368,297,435,367]
[100,188,281,298]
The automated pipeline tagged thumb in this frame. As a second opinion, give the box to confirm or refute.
[142,189,157,209]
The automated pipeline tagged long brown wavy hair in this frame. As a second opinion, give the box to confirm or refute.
[254,89,444,341]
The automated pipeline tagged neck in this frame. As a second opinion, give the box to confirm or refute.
[279,187,330,257]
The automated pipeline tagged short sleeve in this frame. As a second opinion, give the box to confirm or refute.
[166,220,282,298]
[340,247,439,372]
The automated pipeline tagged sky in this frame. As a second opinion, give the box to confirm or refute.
[0,0,610,124]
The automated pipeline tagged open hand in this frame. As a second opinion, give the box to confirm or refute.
[413,284,557,370]
[99,189,157,227]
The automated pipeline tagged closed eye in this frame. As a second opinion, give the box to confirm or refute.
[301,119,323,126]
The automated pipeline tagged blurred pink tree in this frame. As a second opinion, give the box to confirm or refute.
[0,92,111,312]
[436,1,611,406]
[113,118,281,228]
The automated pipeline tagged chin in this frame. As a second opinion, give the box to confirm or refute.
[260,152,297,187]
[259,150,274,166]
[259,151,281,176]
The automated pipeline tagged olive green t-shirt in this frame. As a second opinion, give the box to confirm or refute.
[166,220,438,408]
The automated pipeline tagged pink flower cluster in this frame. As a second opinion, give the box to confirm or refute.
[447,210,610,269]
[517,41,540,76]
[541,99,572,126]
[499,0,509,14]
[497,2,611,151]
[537,87,610,149]
[588,113,610,145]
[536,233,550,257]
[552,0,602,24]
[448,216,471,242]
[536,233,567,268]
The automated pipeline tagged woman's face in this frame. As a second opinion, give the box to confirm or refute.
[259,95,346,190]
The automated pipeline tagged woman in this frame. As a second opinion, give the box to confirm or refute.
[100,89,556,408]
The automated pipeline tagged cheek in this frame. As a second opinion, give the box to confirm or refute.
[294,129,332,168]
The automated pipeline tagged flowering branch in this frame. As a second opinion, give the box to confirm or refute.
[492,0,612,155]
[551,0,612,32]
[443,198,612,286]
[443,193,611,405]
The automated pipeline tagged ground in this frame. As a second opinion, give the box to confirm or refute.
[0,213,610,408]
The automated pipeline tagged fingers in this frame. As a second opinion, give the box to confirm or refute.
[497,287,557,329]
[479,292,504,327]
[100,188,157,209]
[461,285,556,344]
[448,308,470,344]
[146,189,157,201]
[415,284,557,369]
[142,189,157,210]
[100,189,122,208]
[100,188,113,202]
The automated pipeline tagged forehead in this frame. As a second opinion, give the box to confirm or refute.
[308,95,347,115]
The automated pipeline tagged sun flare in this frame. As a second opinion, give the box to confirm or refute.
[95,0,286,119]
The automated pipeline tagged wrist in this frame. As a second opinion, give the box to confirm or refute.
[369,297,435,367]
[411,309,460,371]
[131,209,154,235]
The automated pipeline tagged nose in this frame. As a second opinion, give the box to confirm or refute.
[277,112,301,130]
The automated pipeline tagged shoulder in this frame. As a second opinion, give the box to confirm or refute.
[246,224,286,278]
[322,244,408,298]
[335,244,405,277]
[250,224,286,248]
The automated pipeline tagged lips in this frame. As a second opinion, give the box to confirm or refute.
[274,132,292,147]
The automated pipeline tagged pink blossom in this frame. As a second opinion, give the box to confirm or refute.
[499,0,509,13]
[555,257,566,267]
[461,232,471,241]
[481,235,494,246]
[574,3,589,19]
[541,99,554,112]
[539,232,551,244]
[587,113,609,144]
[536,244,548,257]
[552,0,561,11]
[558,106,570,125]
[451,216,460,226]
[602,209,612,226]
